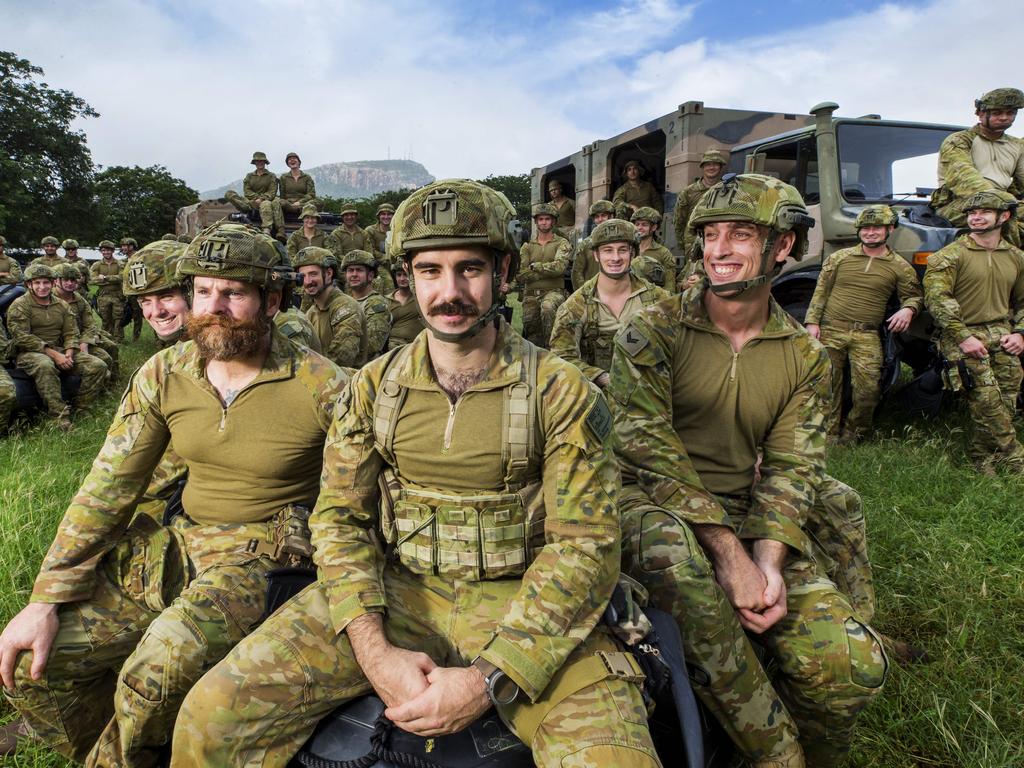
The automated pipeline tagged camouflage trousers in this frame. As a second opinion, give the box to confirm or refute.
[522,289,566,348]
[3,514,276,768]
[226,190,275,231]
[819,325,882,438]
[940,322,1024,469]
[96,294,125,342]
[621,485,887,767]
[87,341,119,384]
[171,565,661,768]
[15,350,107,417]
[0,366,16,431]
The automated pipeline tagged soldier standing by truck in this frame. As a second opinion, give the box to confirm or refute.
[805,205,923,443]
[517,202,571,347]
[225,151,279,236]
[924,190,1024,474]
[674,149,727,258]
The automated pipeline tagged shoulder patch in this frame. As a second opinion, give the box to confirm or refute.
[330,307,352,325]
[617,321,649,357]
[584,396,612,443]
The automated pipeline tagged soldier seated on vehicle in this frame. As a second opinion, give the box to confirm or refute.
[294,246,364,368]
[287,203,331,258]
[225,151,279,236]
[631,206,676,291]
[611,173,888,768]
[275,151,317,230]
[924,189,1024,474]
[0,234,23,285]
[172,179,662,768]
[932,88,1024,245]
[4,264,107,430]
[546,179,576,237]
[612,159,662,219]
[0,223,348,764]
[342,249,393,362]
[52,263,119,384]
[805,205,923,444]
[550,218,667,389]
[570,199,616,290]
[122,239,191,350]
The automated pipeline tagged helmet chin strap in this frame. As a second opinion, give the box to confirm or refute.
[706,232,777,299]
[968,216,1007,235]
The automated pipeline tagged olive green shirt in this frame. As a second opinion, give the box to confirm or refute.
[612,180,662,215]
[278,171,316,204]
[286,227,331,258]
[552,197,575,230]
[328,225,375,260]
[60,290,102,345]
[242,169,278,202]
[306,284,364,368]
[387,292,425,349]
[518,235,571,293]
[30,255,66,270]
[31,329,348,603]
[90,258,124,298]
[674,177,716,253]
[364,223,390,256]
[0,254,22,285]
[570,236,600,291]
[924,234,1024,343]
[805,245,923,326]
[7,294,78,352]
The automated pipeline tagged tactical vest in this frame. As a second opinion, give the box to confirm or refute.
[578,299,615,373]
[372,342,545,581]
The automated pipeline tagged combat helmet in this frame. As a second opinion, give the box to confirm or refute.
[177,222,293,294]
[54,263,83,281]
[590,219,639,251]
[300,203,319,220]
[689,173,815,297]
[250,151,269,165]
[24,263,56,282]
[589,200,616,217]
[376,203,396,216]
[855,205,899,229]
[531,202,558,219]
[62,238,80,250]
[98,240,117,250]
[388,178,522,342]
[285,151,300,164]
[122,240,187,297]
[340,204,359,217]
[120,237,139,249]
[340,249,377,271]
[40,236,60,247]
[700,149,728,167]
[961,189,1018,213]
[293,246,336,271]
[976,88,1024,112]
[630,206,662,225]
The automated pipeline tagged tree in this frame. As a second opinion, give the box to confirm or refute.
[479,174,531,225]
[94,165,198,245]
[0,51,98,248]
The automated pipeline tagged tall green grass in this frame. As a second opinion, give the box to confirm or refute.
[0,344,1021,767]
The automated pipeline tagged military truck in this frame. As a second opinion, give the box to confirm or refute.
[175,199,342,240]
[530,101,963,369]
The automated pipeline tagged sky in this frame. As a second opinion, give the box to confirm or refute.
[1,0,1016,193]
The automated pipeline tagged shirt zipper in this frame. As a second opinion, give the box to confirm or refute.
[442,398,461,452]
[729,351,739,382]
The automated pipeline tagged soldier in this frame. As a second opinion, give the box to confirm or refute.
[386,260,425,349]
[0,322,17,434]
[611,174,887,767]
[294,246,363,368]
[631,207,676,290]
[547,179,576,236]
[122,240,191,350]
[275,151,317,232]
[612,159,662,218]
[805,205,924,443]
[924,189,1024,473]
[932,88,1024,244]
[31,236,65,269]
[5,264,107,430]
[171,178,661,768]
[0,235,23,285]
[328,203,375,261]
[273,304,321,352]
[120,238,144,340]
[364,202,396,256]
[61,239,89,287]
[286,203,331,258]
[0,222,348,765]
[224,151,279,235]
[90,240,125,342]
[516,202,571,347]
[342,249,392,361]
[571,199,616,290]
[673,148,727,257]
[550,219,667,388]
[52,263,118,383]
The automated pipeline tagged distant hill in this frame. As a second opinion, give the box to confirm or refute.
[201,159,434,199]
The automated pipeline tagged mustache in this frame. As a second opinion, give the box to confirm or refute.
[428,301,478,317]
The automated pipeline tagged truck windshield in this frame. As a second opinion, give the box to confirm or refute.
[836,123,955,203]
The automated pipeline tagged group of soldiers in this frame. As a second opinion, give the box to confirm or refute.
[0,85,1021,768]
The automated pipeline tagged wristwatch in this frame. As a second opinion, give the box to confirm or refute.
[472,657,520,706]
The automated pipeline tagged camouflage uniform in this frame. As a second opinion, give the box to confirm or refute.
[0,322,16,432]
[6,278,108,419]
[806,236,923,439]
[342,248,392,361]
[305,284,364,368]
[90,248,126,342]
[0,245,23,285]
[386,291,425,349]
[365,210,398,295]
[631,207,676,291]
[570,200,616,290]
[672,150,728,257]
[3,226,348,766]
[62,239,91,290]
[924,231,1024,469]
[364,202,396,257]
[55,265,118,383]
[612,164,662,219]
[225,153,279,231]
[274,307,322,353]
[286,203,331,258]
[611,290,888,766]
[327,224,375,263]
[122,240,189,350]
[517,210,571,347]
[550,273,667,382]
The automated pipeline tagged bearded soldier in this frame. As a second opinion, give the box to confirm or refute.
[550,219,667,389]
[924,189,1024,473]
[172,179,661,768]
[611,174,887,767]
[294,246,364,368]
[0,223,347,765]
[805,205,923,442]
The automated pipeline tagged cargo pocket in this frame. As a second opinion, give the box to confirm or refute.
[394,501,435,576]
[435,504,481,580]
[846,618,888,690]
[105,517,187,613]
[480,499,527,580]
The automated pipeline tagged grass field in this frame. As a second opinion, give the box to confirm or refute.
[0,335,1021,767]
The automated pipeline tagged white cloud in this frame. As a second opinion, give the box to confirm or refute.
[0,0,1016,193]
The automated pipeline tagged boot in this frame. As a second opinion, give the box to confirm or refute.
[881,633,930,665]
[0,719,30,756]
[54,405,73,432]
[750,741,805,768]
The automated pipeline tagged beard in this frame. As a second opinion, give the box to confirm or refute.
[187,312,269,360]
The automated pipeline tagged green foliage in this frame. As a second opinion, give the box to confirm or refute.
[0,51,98,249]
[93,165,198,246]
[480,174,531,224]
[318,189,415,227]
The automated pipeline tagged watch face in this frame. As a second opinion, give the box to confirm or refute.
[491,671,520,706]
